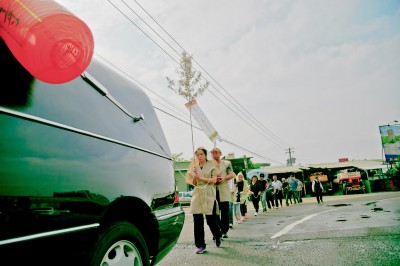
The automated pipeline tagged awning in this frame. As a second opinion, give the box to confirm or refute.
[261,160,387,175]
[261,165,304,174]
[353,164,388,171]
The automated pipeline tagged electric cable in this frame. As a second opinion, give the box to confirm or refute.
[128,0,291,148]
[110,0,289,149]
[99,1,291,163]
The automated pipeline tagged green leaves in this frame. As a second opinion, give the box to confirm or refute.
[166,51,209,101]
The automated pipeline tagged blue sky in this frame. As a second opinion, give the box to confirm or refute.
[56,0,400,165]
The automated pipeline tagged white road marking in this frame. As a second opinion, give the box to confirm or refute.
[271,209,335,239]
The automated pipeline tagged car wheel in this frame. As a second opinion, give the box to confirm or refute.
[89,221,150,266]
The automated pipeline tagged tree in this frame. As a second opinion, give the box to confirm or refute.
[166,51,209,154]
[166,51,209,102]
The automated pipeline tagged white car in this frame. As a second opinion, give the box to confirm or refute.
[179,191,192,206]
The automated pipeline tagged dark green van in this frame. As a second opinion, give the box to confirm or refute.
[0,40,184,265]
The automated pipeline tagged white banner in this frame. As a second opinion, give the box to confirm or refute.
[185,99,221,142]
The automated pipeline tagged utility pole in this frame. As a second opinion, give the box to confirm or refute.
[286,148,295,166]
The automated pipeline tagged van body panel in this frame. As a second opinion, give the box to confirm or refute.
[0,40,184,264]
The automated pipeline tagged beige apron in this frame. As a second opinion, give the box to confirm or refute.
[213,160,233,202]
[189,161,217,215]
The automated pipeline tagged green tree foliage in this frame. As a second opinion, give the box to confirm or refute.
[166,51,210,155]
[166,51,209,102]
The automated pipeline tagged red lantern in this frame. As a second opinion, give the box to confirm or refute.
[0,0,94,84]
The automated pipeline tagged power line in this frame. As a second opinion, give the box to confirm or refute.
[95,52,187,118]
[113,0,290,149]
[156,104,285,165]
[128,0,291,149]
[95,53,285,164]
[221,138,285,165]
[105,0,179,64]
[103,0,292,161]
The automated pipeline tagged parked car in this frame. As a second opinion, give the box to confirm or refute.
[179,191,193,206]
[0,39,184,265]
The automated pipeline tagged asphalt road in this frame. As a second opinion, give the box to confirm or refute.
[158,191,400,266]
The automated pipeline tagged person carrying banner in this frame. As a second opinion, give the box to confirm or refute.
[187,147,221,254]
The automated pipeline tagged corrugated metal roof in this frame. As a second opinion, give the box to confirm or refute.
[261,165,304,174]
[261,160,387,174]
[306,159,385,170]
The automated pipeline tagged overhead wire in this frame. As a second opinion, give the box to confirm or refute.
[108,0,285,149]
[128,0,291,149]
[105,0,179,64]
[95,52,187,118]
[102,0,289,163]
[108,0,285,148]
[95,52,285,164]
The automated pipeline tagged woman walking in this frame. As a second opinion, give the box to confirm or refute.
[188,147,221,254]
[266,179,275,209]
[249,175,262,216]
[233,172,249,223]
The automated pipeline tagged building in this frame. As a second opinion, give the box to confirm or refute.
[261,159,392,195]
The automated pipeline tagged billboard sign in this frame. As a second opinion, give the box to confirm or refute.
[379,124,400,163]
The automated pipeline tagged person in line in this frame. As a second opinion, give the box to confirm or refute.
[312,174,324,204]
[211,147,234,239]
[288,176,299,205]
[232,172,241,223]
[258,173,267,212]
[233,172,247,224]
[282,178,291,206]
[265,178,275,210]
[235,172,249,222]
[271,175,283,208]
[241,199,249,221]
[296,178,303,203]
[228,175,235,229]
[188,147,221,254]
[249,175,262,216]
[242,176,249,221]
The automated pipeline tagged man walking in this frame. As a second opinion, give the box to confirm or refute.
[287,176,298,205]
[282,178,291,206]
[296,178,303,203]
[271,175,283,208]
[265,179,275,209]
[258,173,267,212]
[312,175,324,204]
[211,148,234,238]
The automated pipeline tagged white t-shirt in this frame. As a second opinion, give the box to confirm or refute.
[272,180,282,190]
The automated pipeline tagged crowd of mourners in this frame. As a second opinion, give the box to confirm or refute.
[186,146,324,254]
[240,172,304,221]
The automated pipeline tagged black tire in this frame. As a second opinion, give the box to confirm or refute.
[89,221,150,266]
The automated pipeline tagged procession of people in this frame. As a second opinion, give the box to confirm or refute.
[185,146,323,254]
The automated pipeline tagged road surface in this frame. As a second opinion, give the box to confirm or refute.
[159,191,400,266]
